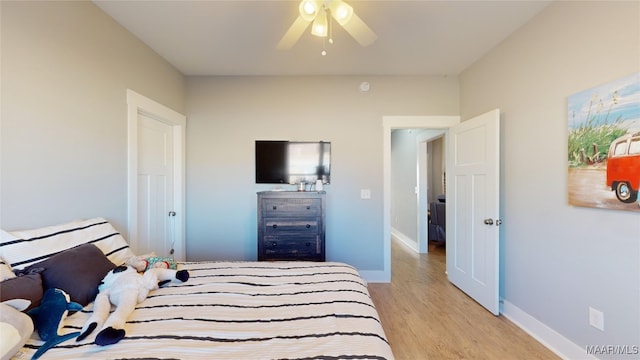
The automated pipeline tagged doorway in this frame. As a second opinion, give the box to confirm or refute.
[382,116,460,282]
[389,129,446,254]
[383,111,502,315]
[126,90,187,261]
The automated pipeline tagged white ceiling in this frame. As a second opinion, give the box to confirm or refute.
[94,0,550,77]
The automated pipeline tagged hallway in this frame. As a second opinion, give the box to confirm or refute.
[368,240,558,359]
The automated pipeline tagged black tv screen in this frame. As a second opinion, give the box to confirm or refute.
[255,140,331,184]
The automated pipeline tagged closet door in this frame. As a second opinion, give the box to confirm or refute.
[127,90,186,260]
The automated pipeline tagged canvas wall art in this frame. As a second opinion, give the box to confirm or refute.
[568,72,640,212]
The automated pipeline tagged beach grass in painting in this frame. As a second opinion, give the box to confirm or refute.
[567,72,640,212]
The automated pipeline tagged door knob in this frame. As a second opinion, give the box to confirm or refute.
[483,218,494,225]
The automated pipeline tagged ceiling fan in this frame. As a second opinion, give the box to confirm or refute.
[277,0,377,51]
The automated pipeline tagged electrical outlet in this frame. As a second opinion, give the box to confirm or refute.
[589,307,604,331]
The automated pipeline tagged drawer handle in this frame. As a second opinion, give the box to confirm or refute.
[272,224,278,229]
[306,206,311,210]
[271,242,277,247]
[272,206,277,210]
[306,224,311,229]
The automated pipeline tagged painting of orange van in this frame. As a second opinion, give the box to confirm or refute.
[606,131,640,203]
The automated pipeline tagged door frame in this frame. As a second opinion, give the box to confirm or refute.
[127,89,187,260]
[416,130,447,253]
[381,115,460,281]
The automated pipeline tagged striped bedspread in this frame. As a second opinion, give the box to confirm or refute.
[15,261,394,360]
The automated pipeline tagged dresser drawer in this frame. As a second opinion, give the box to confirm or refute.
[263,235,321,257]
[257,191,325,262]
[264,219,319,235]
[262,198,321,217]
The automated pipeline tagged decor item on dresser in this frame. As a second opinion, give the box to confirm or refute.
[0,217,392,359]
[257,191,326,261]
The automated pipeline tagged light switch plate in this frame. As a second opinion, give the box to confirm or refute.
[589,306,604,331]
[360,189,371,199]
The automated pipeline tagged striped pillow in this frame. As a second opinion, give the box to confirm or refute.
[0,217,135,270]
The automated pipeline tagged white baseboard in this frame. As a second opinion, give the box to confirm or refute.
[501,299,595,360]
[359,238,588,358]
[390,227,418,252]
[359,270,390,283]
[356,230,412,284]
[359,228,414,283]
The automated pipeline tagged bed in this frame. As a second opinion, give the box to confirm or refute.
[0,218,394,360]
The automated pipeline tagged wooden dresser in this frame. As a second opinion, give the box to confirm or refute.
[257,191,326,261]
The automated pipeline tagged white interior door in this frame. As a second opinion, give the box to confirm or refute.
[127,90,186,261]
[446,109,501,315]
[138,114,174,257]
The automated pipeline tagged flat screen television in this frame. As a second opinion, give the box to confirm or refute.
[255,140,331,184]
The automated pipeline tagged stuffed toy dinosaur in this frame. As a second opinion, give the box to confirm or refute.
[27,288,83,360]
[77,265,189,346]
[126,253,177,272]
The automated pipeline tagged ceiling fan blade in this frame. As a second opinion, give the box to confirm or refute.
[341,12,377,47]
[277,16,311,50]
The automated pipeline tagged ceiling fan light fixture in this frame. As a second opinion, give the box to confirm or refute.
[311,8,328,37]
[329,0,353,26]
[279,0,376,50]
[299,0,319,22]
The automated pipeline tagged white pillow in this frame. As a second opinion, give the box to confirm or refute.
[0,299,33,360]
[0,217,135,270]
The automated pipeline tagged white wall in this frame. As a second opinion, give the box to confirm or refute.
[391,129,420,243]
[185,76,458,272]
[460,1,640,355]
[1,1,185,232]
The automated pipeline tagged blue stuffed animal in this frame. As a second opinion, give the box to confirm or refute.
[27,288,83,360]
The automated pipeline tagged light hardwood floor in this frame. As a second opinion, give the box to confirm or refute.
[367,240,559,360]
